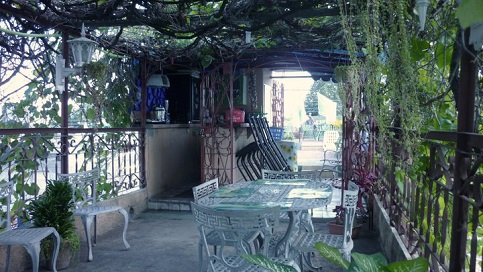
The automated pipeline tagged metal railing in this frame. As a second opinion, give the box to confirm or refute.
[376,132,483,271]
[0,128,144,212]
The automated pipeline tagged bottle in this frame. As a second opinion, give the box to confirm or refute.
[166,113,171,124]
[164,100,170,123]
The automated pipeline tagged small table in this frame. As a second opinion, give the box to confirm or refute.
[197,178,335,258]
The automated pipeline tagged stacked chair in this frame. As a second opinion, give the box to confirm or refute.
[235,142,263,181]
[237,116,291,182]
[248,116,290,172]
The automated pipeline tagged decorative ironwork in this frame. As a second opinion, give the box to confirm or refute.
[271,81,284,127]
[200,65,235,186]
[0,129,143,207]
[376,132,483,271]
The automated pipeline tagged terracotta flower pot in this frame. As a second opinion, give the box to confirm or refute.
[327,221,362,239]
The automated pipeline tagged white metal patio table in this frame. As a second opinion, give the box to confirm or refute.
[197,178,336,258]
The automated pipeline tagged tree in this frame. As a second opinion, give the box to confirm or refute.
[304,80,342,118]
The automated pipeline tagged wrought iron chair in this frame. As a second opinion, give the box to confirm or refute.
[192,178,262,272]
[190,202,300,272]
[0,181,60,272]
[321,130,342,171]
[261,169,319,233]
[58,168,130,262]
[192,178,219,202]
[291,181,359,271]
[235,142,264,181]
[317,167,342,179]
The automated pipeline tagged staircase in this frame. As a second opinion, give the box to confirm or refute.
[147,185,194,211]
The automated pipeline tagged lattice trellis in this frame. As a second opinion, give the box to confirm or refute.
[200,65,235,186]
[271,81,284,128]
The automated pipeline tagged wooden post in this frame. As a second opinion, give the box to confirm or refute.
[449,28,477,272]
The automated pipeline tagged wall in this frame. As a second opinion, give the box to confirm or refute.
[145,124,201,198]
[373,197,412,263]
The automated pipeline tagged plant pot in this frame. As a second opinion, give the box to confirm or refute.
[41,239,80,271]
[327,221,362,239]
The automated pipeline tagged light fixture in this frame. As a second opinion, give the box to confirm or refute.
[146,74,170,88]
[245,31,251,44]
[470,22,483,51]
[55,23,97,93]
[416,0,430,31]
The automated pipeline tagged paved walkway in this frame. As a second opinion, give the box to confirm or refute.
[56,208,379,271]
[54,139,379,272]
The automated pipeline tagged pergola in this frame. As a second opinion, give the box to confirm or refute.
[0,0,354,182]
[0,1,347,71]
[1,1,482,272]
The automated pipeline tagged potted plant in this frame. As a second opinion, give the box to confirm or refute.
[327,205,362,239]
[352,168,377,223]
[28,180,80,270]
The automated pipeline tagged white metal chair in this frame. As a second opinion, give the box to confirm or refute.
[291,181,359,271]
[321,130,341,169]
[261,169,318,233]
[190,202,300,272]
[192,178,262,272]
[261,169,318,181]
[192,178,219,202]
[322,130,340,152]
[58,168,130,262]
[0,181,60,272]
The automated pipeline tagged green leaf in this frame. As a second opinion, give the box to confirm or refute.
[435,42,452,69]
[201,55,213,68]
[456,0,483,28]
[410,38,430,62]
[351,252,385,272]
[241,254,298,272]
[314,242,351,270]
[386,257,429,272]
[87,108,96,120]
[23,183,40,196]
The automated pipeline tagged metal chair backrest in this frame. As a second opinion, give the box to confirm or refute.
[261,169,317,180]
[322,130,340,151]
[342,181,359,247]
[58,168,100,209]
[192,178,219,202]
[0,181,13,231]
[191,202,280,270]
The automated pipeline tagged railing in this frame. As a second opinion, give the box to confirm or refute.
[0,128,144,219]
[376,131,483,271]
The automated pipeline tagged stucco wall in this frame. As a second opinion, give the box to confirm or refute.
[145,124,202,198]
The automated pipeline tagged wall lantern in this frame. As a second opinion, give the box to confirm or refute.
[469,22,483,51]
[416,0,430,31]
[245,31,252,44]
[146,74,170,88]
[55,23,97,93]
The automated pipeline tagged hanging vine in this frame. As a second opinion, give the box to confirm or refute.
[337,0,424,185]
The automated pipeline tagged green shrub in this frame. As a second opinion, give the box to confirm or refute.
[28,180,80,254]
